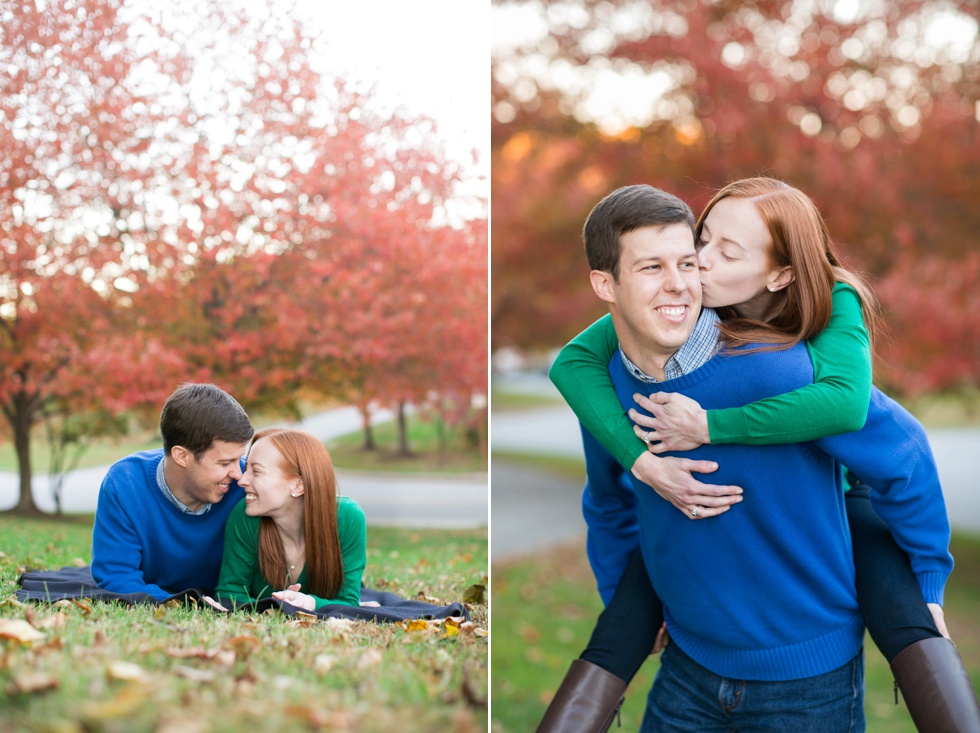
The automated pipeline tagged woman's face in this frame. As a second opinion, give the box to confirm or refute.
[696,196,783,321]
[239,437,300,518]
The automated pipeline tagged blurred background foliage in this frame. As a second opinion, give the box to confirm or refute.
[1,0,488,513]
[491,0,979,399]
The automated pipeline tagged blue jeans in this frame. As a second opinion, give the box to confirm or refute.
[641,644,865,733]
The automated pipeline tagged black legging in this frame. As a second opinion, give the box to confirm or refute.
[580,482,942,681]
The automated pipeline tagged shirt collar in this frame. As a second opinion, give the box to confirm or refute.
[620,307,721,383]
[156,456,211,515]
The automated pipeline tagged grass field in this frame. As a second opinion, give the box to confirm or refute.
[324,418,486,473]
[490,532,980,732]
[0,515,488,732]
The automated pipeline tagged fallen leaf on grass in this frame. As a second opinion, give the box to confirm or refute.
[227,635,261,658]
[106,660,150,684]
[7,671,58,695]
[81,686,147,721]
[164,646,236,667]
[416,591,443,604]
[0,619,46,644]
[322,617,354,637]
[403,619,432,633]
[313,654,334,676]
[93,629,110,649]
[462,583,486,605]
[286,612,318,629]
[71,598,93,615]
[156,717,210,733]
[35,612,67,630]
[172,665,217,683]
[284,704,357,728]
[356,648,383,670]
[71,557,87,568]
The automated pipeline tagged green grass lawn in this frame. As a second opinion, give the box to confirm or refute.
[490,388,562,412]
[490,532,980,732]
[325,418,486,474]
[0,515,488,732]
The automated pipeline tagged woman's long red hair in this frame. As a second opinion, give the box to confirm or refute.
[251,427,343,598]
[700,178,879,352]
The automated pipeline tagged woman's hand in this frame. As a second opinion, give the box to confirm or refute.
[630,392,710,453]
[927,603,951,639]
[630,452,742,519]
[201,595,230,613]
[272,583,317,612]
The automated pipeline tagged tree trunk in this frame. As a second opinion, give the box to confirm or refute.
[360,404,376,451]
[397,401,410,456]
[11,393,41,515]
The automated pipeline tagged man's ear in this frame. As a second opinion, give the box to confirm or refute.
[768,266,795,292]
[170,445,194,468]
[590,270,617,304]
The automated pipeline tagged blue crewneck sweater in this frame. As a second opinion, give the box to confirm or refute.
[583,343,952,681]
[92,449,245,600]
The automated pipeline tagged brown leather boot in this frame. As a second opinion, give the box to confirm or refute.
[536,659,627,732]
[891,637,980,732]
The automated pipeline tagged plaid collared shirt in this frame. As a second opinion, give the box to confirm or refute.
[620,308,721,382]
[156,457,211,515]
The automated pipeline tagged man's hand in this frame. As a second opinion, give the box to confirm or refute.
[630,392,710,453]
[630,452,742,519]
[652,623,670,654]
[927,603,950,639]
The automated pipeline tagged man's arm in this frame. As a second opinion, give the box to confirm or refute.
[580,426,641,605]
[91,477,170,600]
[816,388,953,605]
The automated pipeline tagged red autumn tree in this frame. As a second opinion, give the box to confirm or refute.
[0,0,189,513]
[492,0,979,395]
[2,0,487,516]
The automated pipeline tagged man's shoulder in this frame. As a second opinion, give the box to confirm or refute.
[101,449,164,493]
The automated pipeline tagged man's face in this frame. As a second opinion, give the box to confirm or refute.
[179,440,249,510]
[592,222,702,367]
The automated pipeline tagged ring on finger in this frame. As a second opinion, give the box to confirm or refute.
[691,506,699,518]
[642,432,652,444]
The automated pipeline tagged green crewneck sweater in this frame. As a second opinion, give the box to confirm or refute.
[215,496,367,609]
[549,282,872,470]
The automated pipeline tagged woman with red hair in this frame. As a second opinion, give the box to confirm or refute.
[213,427,366,611]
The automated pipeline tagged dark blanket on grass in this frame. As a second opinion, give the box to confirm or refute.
[17,566,469,623]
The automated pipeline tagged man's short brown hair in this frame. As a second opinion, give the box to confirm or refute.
[584,185,696,279]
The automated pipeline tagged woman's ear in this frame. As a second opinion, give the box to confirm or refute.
[290,478,305,498]
[768,266,795,292]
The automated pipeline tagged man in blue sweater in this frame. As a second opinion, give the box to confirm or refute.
[572,185,954,731]
[91,383,254,600]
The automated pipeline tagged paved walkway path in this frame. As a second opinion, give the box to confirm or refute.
[491,380,980,560]
[0,406,488,530]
